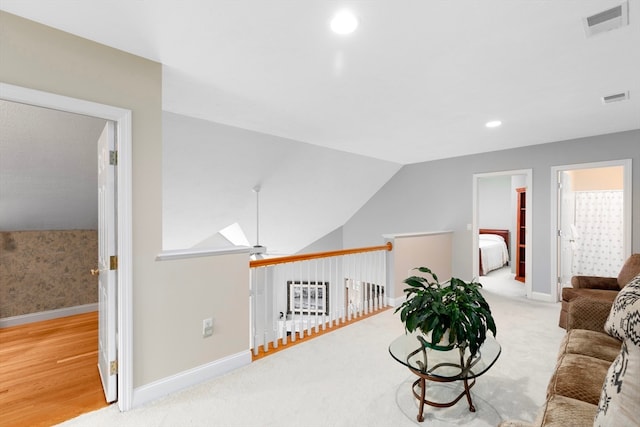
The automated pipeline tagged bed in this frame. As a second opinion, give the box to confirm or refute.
[479,229,510,276]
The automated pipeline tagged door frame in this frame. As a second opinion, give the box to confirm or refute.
[550,159,632,303]
[472,169,533,299]
[0,82,134,411]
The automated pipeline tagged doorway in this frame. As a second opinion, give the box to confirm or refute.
[0,99,116,404]
[550,160,632,302]
[1,82,134,411]
[472,169,533,299]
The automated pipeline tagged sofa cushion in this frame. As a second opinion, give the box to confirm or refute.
[546,354,610,405]
[566,297,615,332]
[557,329,621,363]
[594,273,640,426]
[536,395,597,427]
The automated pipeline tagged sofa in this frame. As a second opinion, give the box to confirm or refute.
[559,254,640,329]
[501,272,640,427]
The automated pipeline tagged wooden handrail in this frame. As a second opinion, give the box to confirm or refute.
[249,242,393,268]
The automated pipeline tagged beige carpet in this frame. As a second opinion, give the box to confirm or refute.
[57,285,564,427]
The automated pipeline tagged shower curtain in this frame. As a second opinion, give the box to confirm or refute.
[572,190,624,277]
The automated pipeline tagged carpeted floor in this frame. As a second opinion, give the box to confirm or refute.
[57,277,564,427]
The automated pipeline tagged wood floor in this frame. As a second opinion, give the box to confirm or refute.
[0,312,108,427]
[0,308,390,425]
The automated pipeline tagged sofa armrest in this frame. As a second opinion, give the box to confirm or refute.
[566,297,612,332]
[571,275,618,290]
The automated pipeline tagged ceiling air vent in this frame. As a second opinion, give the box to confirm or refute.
[584,1,629,37]
[602,92,629,104]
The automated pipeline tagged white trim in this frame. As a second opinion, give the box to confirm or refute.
[387,295,405,308]
[531,292,556,303]
[0,304,98,328]
[382,230,453,239]
[0,82,134,412]
[116,109,134,412]
[472,169,533,299]
[0,84,130,120]
[549,159,632,303]
[132,350,251,408]
[156,246,250,261]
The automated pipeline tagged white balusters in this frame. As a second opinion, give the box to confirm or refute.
[249,244,389,356]
[263,266,269,353]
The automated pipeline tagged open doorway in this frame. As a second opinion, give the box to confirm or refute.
[0,99,105,320]
[472,169,533,299]
[1,82,133,411]
[550,160,632,301]
[0,99,110,424]
[0,98,118,420]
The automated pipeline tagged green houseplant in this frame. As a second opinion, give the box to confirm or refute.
[395,267,496,357]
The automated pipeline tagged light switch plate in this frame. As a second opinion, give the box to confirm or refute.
[202,318,213,337]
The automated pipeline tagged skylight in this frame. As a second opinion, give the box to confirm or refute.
[219,222,250,247]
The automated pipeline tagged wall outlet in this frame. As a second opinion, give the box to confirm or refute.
[202,318,213,338]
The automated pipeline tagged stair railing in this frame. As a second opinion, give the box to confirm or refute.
[249,242,392,356]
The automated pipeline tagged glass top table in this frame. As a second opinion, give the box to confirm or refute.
[388,331,501,422]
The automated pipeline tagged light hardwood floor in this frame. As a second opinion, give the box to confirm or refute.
[0,312,108,427]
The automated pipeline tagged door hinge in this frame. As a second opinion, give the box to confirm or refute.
[109,150,118,166]
[110,360,118,375]
[110,255,118,270]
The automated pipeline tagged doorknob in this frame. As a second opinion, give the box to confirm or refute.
[90,268,100,276]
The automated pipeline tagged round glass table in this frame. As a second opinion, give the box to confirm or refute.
[388,331,501,422]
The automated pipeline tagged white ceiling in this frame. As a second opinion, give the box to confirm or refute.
[0,100,106,230]
[2,1,638,165]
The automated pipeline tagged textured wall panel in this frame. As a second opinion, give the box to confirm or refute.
[0,230,97,318]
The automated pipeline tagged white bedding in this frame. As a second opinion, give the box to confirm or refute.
[479,234,509,275]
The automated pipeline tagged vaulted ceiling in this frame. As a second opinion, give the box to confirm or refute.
[0,100,105,231]
[1,1,639,252]
[2,1,638,165]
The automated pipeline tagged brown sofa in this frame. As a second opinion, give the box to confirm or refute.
[558,254,640,329]
[501,272,640,427]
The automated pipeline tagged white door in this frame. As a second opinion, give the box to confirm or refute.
[558,171,576,292]
[97,121,117,402]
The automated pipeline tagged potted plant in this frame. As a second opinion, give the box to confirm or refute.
[395,267,496,358]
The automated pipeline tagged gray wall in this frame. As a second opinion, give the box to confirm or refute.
[478,175,512,229]
[0,100,104,231]
[297,226,344,254]
[342,130,640,296]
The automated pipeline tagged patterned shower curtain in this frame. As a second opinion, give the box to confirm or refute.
[572,190,624,277]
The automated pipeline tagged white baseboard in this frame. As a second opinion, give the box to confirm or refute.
[0,303,98,328]
[132,350,252,409]
[531,291,556,303]
[387,295,405,308]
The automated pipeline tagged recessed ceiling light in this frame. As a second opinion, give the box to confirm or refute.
[485,120,502,128]
[331,10,358,35]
